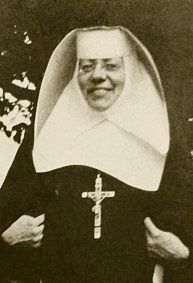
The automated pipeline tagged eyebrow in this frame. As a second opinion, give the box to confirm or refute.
[80,58,122,63]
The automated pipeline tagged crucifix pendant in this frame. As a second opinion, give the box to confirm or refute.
[81,174,115,239]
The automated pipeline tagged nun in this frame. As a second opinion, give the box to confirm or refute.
[1,26,193,282]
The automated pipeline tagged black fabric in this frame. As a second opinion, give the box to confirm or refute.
[37,163,193,283]
[40,166,155,282]
[0,128,44,282]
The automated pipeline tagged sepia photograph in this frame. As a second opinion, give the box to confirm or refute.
[1,0,193,282]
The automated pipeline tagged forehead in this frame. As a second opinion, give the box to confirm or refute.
[76,29,132,59]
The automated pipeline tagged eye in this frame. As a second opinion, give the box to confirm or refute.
[81,64,94,73]
[105,63,118,71]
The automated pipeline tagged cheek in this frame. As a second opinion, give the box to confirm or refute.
[112,73,125,91]
[77,75,90,91]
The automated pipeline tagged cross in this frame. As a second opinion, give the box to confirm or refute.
[81,174,115,239]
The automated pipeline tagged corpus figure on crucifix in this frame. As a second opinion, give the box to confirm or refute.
[82,174,115,239]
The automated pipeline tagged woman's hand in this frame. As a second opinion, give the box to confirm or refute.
[144,217,189,262]
[2,214,45,248]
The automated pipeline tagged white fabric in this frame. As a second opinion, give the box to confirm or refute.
[77,29,131,59]
[34,119,166,190]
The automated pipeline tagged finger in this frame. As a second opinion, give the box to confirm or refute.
[145,232,155,250]
[29,234,43,246]
[32,225,44,236]
[32,241,42,248]
[34,214,45,226]
[22,215,35,221]
[33,233,44,243]
[144,217,161,237]
[36,224,44,234]
[20,215,35,226]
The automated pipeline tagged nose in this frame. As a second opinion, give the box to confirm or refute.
[90,64,107,83]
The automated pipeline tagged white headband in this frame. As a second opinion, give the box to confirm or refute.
[76,29,131,59]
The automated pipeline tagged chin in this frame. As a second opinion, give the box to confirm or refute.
[89,103,111,112]
[87,95,116,112]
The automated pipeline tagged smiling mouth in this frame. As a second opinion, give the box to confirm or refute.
[88,88,113,95]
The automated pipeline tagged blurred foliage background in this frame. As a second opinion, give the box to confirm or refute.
[1,0,193,144]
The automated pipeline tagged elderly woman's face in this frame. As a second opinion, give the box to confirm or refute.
[78,57,125,111]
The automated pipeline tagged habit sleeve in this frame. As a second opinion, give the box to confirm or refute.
[0,128,44,281]
[149,117,193,283]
